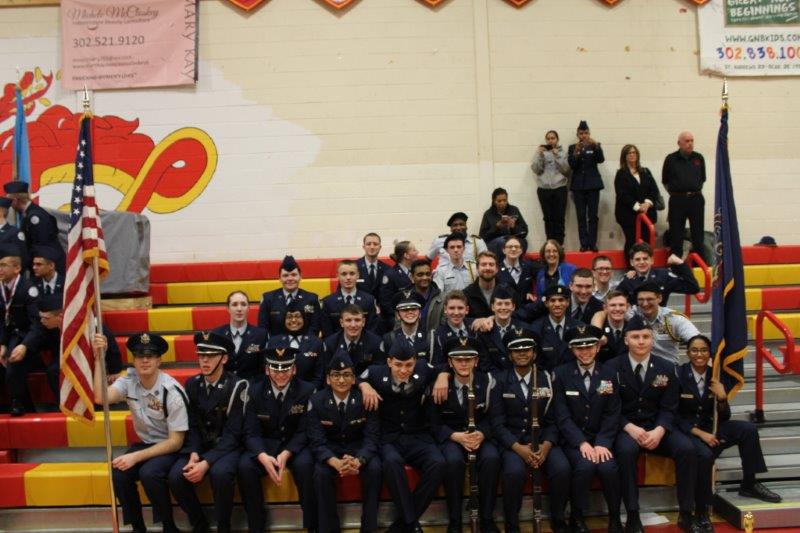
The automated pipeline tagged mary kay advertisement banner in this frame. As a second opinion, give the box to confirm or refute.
[60,0,198,90]
[698,0,800,76]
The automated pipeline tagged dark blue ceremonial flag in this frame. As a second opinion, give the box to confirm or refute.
[711,109,746,399]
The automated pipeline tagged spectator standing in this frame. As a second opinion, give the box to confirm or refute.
[662,131,707,261]
[531,130,570,244]
[567,121,605,252]
[614,144,660,260]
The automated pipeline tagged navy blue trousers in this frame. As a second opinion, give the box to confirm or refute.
[314,449,382,533]
[500,445,570,529]
[440,440,500,525]
[563,446,620,516]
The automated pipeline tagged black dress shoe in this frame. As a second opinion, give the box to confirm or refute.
[625,512,644,533]
[590,246,599,253]
[551,520,570,533]
[386,519,404,533]
[739,481,782,503]
[677,511,701,532]
[446,523,462,533]
[570,516,590,533]
[10,399,25,417]
[480,521,500,533]
[413,524,424,533]
[580,246,588,252]
[695,512,714,533]
[608,514,624,533]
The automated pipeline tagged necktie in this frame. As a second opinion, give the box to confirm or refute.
[510,266,519,274]
[458,329,467,339]
[345,295,353,305]
[347,342,356,355]
[338,401,346,419]
[573,306,582,319]
[44,285,52,295]
[555,324,563,340]
[369,264,376,284]
[285,294,293,306]
[520,377,528,399]
[499,326,507,337]
[3,284,10,301]
[615,329,621,343]
[583,371,591,393]
[398,382,406,394]
[460,385,468,406]
[232,330,242,351]
[276,391,284,404]
[698,377,705,397]
[406,336,415,347]
[635,363,644,388]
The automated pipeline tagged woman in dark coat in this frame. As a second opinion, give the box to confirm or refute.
[614,144,660,259]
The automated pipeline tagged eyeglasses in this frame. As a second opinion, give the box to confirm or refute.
[329,371,355,381]
[504,244,521,249]
[688,347,711,354]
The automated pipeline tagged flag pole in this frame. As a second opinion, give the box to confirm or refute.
[710,76,729,521]
[82,85,120,533]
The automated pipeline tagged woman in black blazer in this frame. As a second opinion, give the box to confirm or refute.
[614,144,660,259]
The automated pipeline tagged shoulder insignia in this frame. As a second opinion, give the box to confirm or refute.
[28,286,39,298]
[17,233,25,241]
[30,215,40,225]
[382,275,389,284]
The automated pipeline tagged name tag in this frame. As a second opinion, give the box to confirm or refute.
[503,393,516,398]
[320,420,333,426]
[680,393,694,399]
[566,390,579,396]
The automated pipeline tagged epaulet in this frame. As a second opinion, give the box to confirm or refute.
[470,234,481,239]
[667,310,690,320]
[438,233,448,238]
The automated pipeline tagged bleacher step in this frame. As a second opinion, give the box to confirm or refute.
[729,381,800,406]
[732,402,800,422]
[718,426,800,457]
[714,480,800,529]
[716,453,800,482]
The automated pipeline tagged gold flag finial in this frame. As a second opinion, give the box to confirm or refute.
[82,84,91,113]
[721,77,729,112]
[743,511,754,532]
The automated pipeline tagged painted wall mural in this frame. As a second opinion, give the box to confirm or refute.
[0,68,217,214]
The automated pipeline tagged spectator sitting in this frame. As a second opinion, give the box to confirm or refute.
[211,290,268,381]
[535,239,577,297]
[478,187,529,261]
[591,255,619,301]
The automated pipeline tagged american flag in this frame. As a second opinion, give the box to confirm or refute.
[60,114,109,423]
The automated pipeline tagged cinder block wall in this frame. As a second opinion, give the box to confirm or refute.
[1,0,798,263]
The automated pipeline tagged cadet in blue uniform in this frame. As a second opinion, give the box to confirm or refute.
[323,303,384,377]
[272,300,325,388]
[677,335,780,532]
[30,245,63,296]
[529,285,582,372]
[0,244,44,416]
[35,293,122,407]
[568,268,604,325]
[257,255,322,336]
[496,236,539,307]
[4,182,64,272]
[596,290,629,363]
[429,337,501,533]
[378,241,418,333]
[211,290,267,380]
[431,290,478,371]
[92,333,189,533]
[608,316,697,533]
[308,350,382,533]
[552,326,623,533]
[492,329,571,533]
[567,120,605,252]
[322,259,379,336]
[0,198,28,270]
[381,290,430,362]
[357,232,389,299]
[168,332,248,533]
[359,341,444,533]
[476,286,533,374]
[238,344,316,533]
[616,242,700,305]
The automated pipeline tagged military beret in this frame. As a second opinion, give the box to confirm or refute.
[565,324,603,347]
[126,332,168,357]
[443,232,467,248]
[31,245,60,263]
[623,315,652,334]
[543,284,571,300]
[328,349,354,372]
[280,255,300,273]
[3,182,29,195]
[447,212,468,227]
[193,331,235,356]
[445,336,479,359]
[392,289,424,311]
[505,327,537,351]
[0,243,23,259]
[387,338,417,361]
[262,336,297,370]
[37,292,64,312]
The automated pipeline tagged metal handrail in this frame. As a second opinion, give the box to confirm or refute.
[634,212,656,250]
[683,252,711,318]
[754,310,799,423]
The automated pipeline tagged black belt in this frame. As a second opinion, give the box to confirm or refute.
[669,191,702,197]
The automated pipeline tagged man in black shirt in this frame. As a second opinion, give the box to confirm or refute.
[662,131,706,261]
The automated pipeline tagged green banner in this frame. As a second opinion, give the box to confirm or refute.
[726,0,800,25]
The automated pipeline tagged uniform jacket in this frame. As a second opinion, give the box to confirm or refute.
[598,320,627,363]
[271,333,324,389]
[608,354,677,433]
[0,275,43,350]
[243,377,315,457]
[211,323,268,380]
[321,288,378,337]
[357,257,390,299]
[616,264,700,305]
[184,371,248,465]
[529,315,583,372]
[569,296,604,325]
[428,370,497,443]
[492,366,558,449]
[430,320,477,372]
[477,320,535,374]
[378,264,413,327]
[381,327,430,362]
[323,330,384,376]
[497,259,540,307]
[552,361,620,449]
[257,288,322,336]
[32,272,64,297]
[307,386,379,463]
[567,142,605,191]
[676,362,730,435]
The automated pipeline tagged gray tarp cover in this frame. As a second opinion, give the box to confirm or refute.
[50,208,150,295]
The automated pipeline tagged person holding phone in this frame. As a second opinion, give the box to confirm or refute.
[568,121,605,252]
[531,130,570,245]
[478,187,529,261]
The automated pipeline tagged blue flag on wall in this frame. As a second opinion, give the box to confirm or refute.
[12,87,31,186]
[711,108,746,399]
